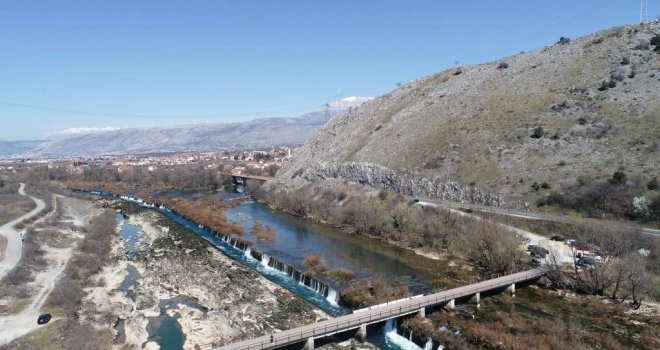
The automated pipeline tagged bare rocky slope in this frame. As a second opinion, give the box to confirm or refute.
[275,22,660,208]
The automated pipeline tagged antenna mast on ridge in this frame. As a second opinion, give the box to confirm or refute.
[640,0,648,23]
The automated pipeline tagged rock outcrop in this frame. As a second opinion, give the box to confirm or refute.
[299,162,504,207]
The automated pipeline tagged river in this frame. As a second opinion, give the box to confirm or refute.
[98,188,445,350]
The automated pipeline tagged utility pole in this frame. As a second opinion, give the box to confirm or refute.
[640,0,648,23]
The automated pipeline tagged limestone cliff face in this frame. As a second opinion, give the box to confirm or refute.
[299,162,504,207]
[276,22,660,206]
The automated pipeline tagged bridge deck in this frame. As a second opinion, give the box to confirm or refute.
[216,267,549,350]
[219,173,274,182]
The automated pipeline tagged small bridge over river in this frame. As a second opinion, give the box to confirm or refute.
[219,173,274,187]
[216,266,551,350]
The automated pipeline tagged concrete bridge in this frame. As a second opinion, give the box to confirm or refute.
[219,173,274,187]
[215,266,550,350]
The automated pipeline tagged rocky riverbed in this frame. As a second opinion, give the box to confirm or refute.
[82,201,326,349]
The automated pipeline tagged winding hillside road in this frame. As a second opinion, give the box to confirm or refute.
[0,183,45,281]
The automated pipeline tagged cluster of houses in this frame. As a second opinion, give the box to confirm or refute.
[0,146,300,176]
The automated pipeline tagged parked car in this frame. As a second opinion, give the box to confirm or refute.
[521,237,531,244]
[575,243,593,251]
[564,239,576,246]
[37,313,51,325]
[528,245,549,257]
[550,235,565,241]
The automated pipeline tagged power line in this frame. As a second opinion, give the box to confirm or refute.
[0,100,316,120]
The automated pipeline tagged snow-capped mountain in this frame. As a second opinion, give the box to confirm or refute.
[2,97,371,158]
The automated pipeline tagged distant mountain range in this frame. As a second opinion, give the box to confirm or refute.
[0,97,370,158]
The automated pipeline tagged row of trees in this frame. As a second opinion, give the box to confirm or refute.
[142,194,244,237]
[23,164,232,192]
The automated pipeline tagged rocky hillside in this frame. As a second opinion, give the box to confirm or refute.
[276,23,660,207]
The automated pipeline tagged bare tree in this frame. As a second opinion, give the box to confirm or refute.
[625,253,653,308]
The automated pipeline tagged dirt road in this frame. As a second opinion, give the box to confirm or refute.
[0,183,46,280]
[0,246,71,345]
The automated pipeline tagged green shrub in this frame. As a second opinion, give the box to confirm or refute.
[541,182,551,190]
[648,177,658,190]
[598,81,610,91]
[610,170,627,185]
[531,126,545,139]
[532,182,541,191]
[651,35,660,51]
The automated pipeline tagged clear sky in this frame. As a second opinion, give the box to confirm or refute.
[0,0,656,140]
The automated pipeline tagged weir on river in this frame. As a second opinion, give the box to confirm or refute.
[81,189,467,349]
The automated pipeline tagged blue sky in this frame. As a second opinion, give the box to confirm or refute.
[0,0,655,140]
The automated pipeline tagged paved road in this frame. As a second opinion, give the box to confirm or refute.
[216,267,549,350]
[422,200,660,236]
[0,183,46,280]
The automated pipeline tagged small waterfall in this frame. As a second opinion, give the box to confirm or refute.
[260,254,270,268]
[384,319,396,333]
[409,331,413,342]
[424,338,433,350]
[436,345,444,350]
[383,319,424,350]
[326,288,339,306]
[244,247,254,260]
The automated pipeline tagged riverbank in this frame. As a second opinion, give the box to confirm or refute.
[84,200,326,349]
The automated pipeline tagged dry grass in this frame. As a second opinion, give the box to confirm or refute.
[339,277,411,308]
[324,268,355,283]
[0,234,6,261]
[302,255,326,276]
[0,193,34,225]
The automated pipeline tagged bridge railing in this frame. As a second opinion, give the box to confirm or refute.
[219,268,547,350]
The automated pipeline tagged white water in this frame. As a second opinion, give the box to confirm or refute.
[423,338,433,350]
[326,288,339,306]
[244,247,254,261]
[260,254,270,268]
[383,319,424,350]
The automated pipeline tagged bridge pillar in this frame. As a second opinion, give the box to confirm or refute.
[303,337,314,350]
[356,323,368,341]
[444,298,455,310]
[470,292,481,308]
[417,307,426,318]
[506,283,515,297]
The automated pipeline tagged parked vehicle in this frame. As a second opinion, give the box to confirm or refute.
[37,313,51,325]
[550,235,565,241]
[528,245,549,257]
[575,243,593,251]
